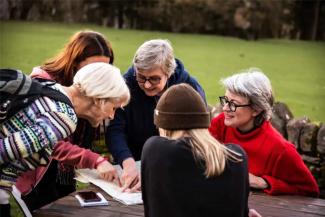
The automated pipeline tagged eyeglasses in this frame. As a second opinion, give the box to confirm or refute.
[136,73,162,85]
[219,96,251,112]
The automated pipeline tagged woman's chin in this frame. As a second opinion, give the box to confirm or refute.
[144,90,158,96]
[89,120,100,127]
[224,119,234,128]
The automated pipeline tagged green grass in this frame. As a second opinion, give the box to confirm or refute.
[1,21,324,123]
[1,21,324,217]
[8,182,91,217]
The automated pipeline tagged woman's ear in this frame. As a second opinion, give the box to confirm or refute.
[252,109,262,117]
[159,128,166,137]
[92,97,101,106]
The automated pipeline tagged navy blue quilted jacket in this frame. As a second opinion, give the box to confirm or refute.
[106,59,206,164]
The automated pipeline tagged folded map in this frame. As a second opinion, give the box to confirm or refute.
[75,162,142,205]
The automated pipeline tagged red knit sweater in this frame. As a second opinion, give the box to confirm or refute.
[209,113,319,197]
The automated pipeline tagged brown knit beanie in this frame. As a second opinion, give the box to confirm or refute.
[154,83,210,130]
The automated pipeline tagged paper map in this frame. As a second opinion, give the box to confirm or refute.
[75,161,142,205]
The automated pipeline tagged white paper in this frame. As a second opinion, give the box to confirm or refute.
[75,162,142,205]
[75,192,109,207]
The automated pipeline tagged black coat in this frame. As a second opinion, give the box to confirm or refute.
[141,136,249,217]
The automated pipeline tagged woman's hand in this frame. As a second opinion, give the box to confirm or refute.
[249,208,262,217]
[96,157,121,186]
[249,173,268,189]
[121,158,141,193]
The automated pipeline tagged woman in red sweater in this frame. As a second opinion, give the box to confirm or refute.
[209,68,319,197]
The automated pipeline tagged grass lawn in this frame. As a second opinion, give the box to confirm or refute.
[0,21,324,216]
[1,21,325,122]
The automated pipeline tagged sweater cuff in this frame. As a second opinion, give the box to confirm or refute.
[115,151,133,166]
[262,177,270,190]
[262,175,282,195]
[83,150,101,168]
[95,157,108,169]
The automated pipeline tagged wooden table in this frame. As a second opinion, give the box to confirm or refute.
[33,185,325,217]
[249,191,325,217]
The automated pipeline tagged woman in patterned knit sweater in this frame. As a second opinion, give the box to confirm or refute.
[0,62,130,216]
[209,68,319,197]
[14,31,125,213]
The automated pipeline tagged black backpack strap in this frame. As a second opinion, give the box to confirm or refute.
[40,84,73,108]
[0,69,31,95]
[29,78,73,108]
[33,77,73,107]
[0,69,73,123]
[0,69,34,121]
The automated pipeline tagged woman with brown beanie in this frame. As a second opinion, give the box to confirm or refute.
[141,83,250,217]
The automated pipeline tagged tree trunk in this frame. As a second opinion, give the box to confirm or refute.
[117,3,124,29]
[311,0,321,40]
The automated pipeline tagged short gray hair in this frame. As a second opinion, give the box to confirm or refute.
[133,39,176,76]
[73,62,130,106]
[221,68,274,125]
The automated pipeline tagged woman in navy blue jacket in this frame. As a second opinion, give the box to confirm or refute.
[106,39,206,192]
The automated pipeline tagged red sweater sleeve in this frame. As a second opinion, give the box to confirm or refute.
[209,113,225,142]
[262,143,319,197]
[52,141,100,169]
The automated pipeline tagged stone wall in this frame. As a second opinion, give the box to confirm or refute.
[272,102,325,198]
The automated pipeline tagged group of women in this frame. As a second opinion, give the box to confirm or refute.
[0,30,319,217]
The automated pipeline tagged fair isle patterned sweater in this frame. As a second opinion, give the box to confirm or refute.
[0,83,77,189]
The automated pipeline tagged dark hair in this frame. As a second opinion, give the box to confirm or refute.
[41,30,114,86]
[75,32,113,64]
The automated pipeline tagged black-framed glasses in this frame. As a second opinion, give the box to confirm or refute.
[136,73,162,85]
[219,96,251,112]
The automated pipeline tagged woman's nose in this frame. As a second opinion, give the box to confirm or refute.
[108,111,115,120]
[144,80,152,89]
[222,103,230,112]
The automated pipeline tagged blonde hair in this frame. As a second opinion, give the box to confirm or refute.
[73,62,130,106]
[160,128,242,177]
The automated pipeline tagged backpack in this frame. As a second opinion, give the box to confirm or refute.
[0,68,73,123]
